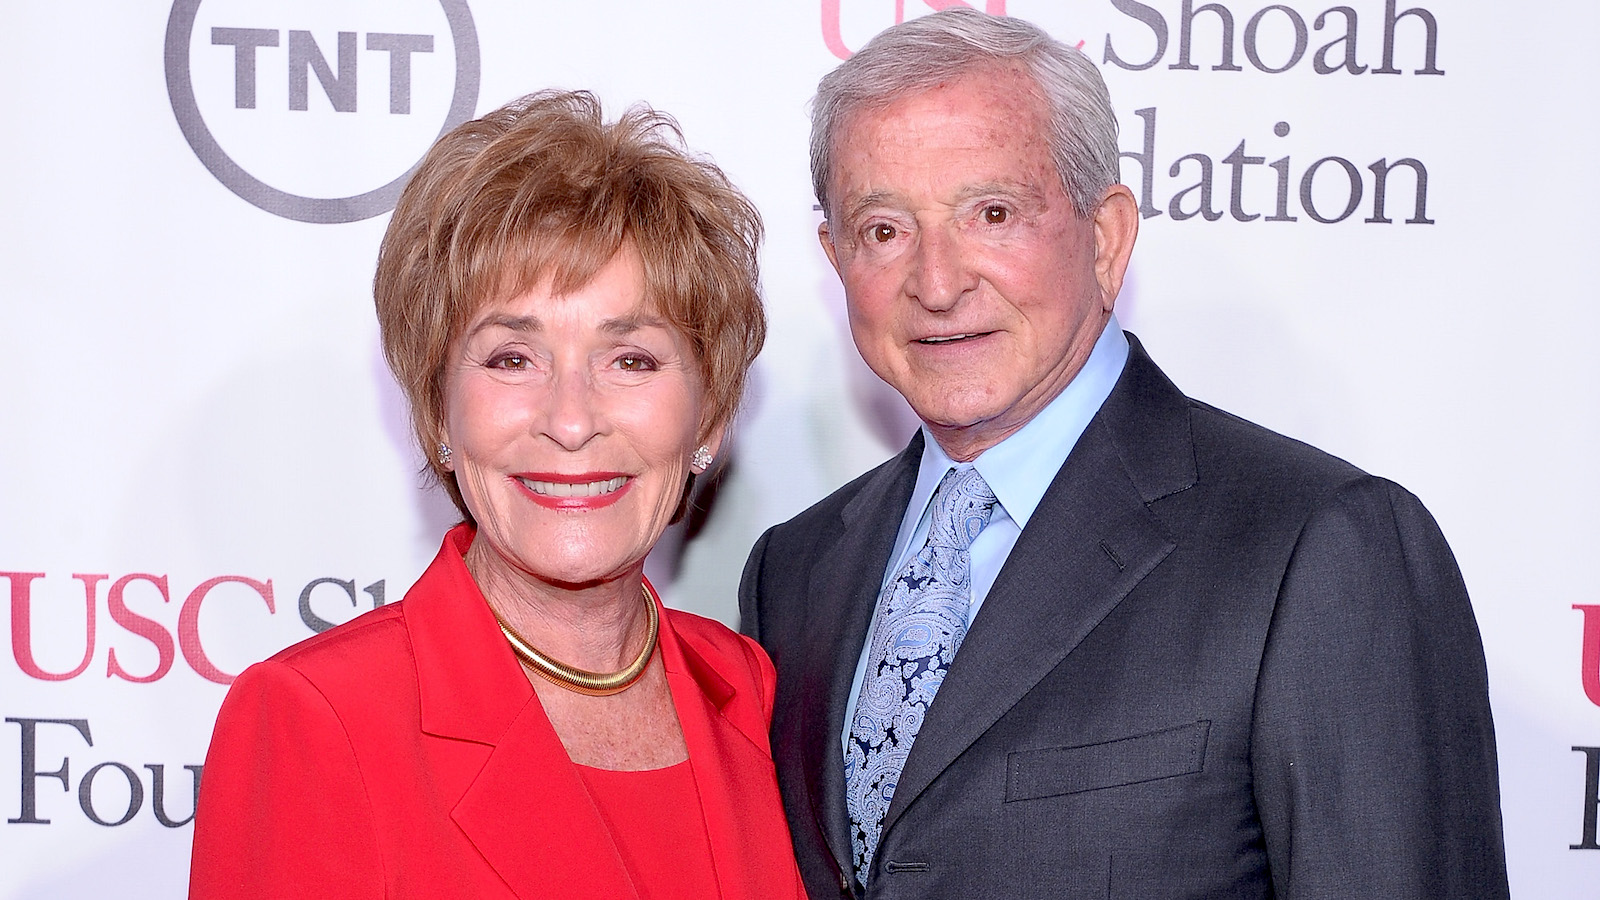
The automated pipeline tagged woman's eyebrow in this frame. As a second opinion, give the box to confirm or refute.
[599,313,669,336]
[470,313,542,336]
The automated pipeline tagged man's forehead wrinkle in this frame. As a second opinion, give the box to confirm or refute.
[837,176,1048,222]
[832,115,1056,220]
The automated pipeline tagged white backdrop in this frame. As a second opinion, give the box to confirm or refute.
[2,1,1597,896]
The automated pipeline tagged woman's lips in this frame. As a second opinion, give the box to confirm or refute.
[514,474,631,509]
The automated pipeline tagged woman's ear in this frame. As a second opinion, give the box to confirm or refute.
[691,422,728,474]
[435,434,454,471]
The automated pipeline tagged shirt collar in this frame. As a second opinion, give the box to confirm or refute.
[907,315,1129,530]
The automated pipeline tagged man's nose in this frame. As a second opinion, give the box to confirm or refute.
[540,366,604,451]
[905,223,975,311]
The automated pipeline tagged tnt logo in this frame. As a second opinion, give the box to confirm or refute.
[164,0,480,224]
[209,28,435,114]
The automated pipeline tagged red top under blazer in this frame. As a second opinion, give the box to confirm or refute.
[189,525,806,899]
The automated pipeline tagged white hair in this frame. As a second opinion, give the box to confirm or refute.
[811,8,1120,219]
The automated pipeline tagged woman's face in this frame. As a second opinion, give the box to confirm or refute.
[441,244,717,592]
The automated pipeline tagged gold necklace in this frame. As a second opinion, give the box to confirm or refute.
[492,583,660,696]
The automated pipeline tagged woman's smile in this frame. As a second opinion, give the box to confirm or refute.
[515,473,632,509]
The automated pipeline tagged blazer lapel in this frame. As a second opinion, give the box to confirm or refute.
[665,617,804,899]
[406,526,638,900]
[452,698,639,900]
[883,337,1198,832]
[795,437,922,881]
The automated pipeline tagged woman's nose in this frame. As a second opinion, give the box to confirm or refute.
[540,367,604,451]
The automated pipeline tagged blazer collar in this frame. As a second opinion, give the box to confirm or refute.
[406,524,533,745]
[1096,332,1199,505]
[404,525,788,898]
[665,613,809,899]
[842,430,925,529]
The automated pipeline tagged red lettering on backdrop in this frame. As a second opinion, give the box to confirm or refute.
[179,576,274,685]
[6,572,102,681]
[821,0,1008,60]
[1578,605,1600,708]
[106,574,176,683]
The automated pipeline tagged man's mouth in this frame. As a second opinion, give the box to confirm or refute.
[918,332,988,344]
[516,476,629,498]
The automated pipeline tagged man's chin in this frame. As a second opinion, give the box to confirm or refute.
[914,407,1024,461]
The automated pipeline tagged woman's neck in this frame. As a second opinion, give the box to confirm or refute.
[463,538,651,673]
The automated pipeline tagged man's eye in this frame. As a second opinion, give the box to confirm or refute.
[983,206,1009,224]
[868,223,897,243]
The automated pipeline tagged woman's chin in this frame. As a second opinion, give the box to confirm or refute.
[471,536,645,594]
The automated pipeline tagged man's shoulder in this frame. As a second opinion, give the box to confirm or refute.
[1177,396,1387,512]
[1187,397,1364,478]
[1125,391,1463,571]
[1087,333,1383,515]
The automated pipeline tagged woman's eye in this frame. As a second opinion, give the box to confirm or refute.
[983,206,1009,224]
[616,355,655,372]
[492,354,528,369]
[867,223,897,243]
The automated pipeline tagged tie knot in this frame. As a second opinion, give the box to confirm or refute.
[927,467,997,551]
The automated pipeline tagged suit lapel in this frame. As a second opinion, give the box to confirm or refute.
[883,337,1198,832]
[796,437,923,881]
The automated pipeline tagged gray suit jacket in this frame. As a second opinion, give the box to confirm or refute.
[739,335,1509,899]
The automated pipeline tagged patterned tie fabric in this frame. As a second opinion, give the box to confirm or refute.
[845,466,998,886]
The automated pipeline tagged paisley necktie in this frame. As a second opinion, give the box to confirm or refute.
[845,466,998,886]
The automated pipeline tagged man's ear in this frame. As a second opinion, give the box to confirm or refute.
[1091,185,1139,310]
[818,220,843,276]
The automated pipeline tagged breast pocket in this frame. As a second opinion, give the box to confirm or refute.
[1004,720,1210,802]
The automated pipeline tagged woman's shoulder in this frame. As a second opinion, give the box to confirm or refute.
[663,607,757,657]
[662,607,774,703]
[244,601,414,697]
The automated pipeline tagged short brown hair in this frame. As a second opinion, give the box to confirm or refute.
[374,90,765,520]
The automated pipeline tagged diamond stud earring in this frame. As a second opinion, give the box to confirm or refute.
[690,445,714,473]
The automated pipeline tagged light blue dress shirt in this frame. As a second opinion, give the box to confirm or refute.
[840,316,1130,755]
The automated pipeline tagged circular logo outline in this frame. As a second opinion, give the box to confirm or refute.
[164,0,479,224]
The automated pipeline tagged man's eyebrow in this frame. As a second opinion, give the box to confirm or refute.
[839,190,898,224]
[837,181,1047,223]
[953,180,1047,204]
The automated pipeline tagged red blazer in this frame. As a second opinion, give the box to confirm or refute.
[190,526,806,899]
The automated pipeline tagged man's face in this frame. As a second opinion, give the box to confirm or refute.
[819,65,1134,461]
